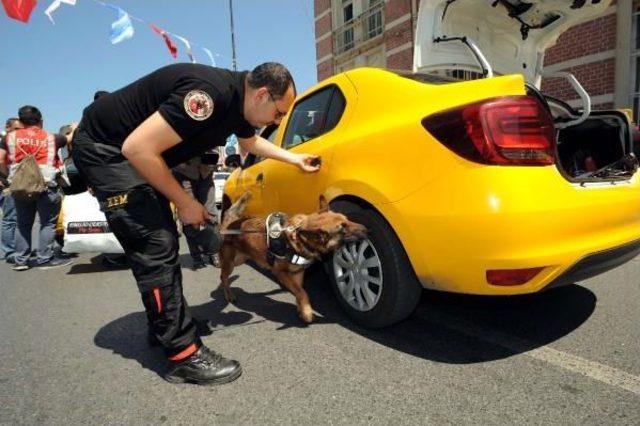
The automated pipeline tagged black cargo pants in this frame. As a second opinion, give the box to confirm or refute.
[72,129,200,361]
[102,188,201,360]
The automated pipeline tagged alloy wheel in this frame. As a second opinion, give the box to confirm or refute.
[332,238,383,312]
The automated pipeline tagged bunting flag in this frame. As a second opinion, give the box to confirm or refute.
[44,0,76,24]
[106,4,134,44]
[2,0,37,23]
[151,24,178,59]
[202,47,216,67]
[4,0,222,65]
[174,34,195,63]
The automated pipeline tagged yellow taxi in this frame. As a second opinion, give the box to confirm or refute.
[224,0,640,327]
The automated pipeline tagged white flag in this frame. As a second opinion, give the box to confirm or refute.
[175,35,195,63]
[202,47,216,67]
[44,0,77,24]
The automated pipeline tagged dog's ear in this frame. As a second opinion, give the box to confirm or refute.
[221,192,252,231]
[318,195,329,213]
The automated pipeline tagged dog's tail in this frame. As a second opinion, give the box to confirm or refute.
[221,192,252,231]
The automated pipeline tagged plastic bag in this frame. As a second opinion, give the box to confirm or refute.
[62,191,124,254]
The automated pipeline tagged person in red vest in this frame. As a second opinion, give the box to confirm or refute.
[0,106,72,271]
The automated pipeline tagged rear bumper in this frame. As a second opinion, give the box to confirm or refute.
[544,238,640,290]
[382,166,640,295]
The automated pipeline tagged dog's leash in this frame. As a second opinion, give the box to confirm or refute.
[218,229,261,235]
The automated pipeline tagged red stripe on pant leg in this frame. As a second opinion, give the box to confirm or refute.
[168,343,198,362]
[153,288,162,313]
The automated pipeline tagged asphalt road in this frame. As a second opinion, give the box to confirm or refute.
[0,241,638,425]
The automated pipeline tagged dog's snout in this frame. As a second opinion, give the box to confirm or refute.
[342,221,367,242]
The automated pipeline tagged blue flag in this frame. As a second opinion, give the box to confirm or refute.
[106,4,134,44]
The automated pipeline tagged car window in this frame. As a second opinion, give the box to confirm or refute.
[282,86,345,149]
[324,90,346,131]
[264,125,278,143]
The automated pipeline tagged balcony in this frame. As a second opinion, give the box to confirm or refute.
[333,2,384,57]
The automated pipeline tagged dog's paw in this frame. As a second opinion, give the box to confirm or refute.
[223,288,236,304]
[215,284,236,304]
[299,306,314,323]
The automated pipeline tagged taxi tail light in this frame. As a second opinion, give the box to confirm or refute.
[486,267,544,286]
[422,96,556,166]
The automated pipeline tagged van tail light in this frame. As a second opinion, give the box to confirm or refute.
[486,267,544,286]
[422,96,556,166]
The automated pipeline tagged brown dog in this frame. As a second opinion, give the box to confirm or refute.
[218,193,367,323]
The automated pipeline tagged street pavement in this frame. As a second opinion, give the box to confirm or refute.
[0,240,638,425]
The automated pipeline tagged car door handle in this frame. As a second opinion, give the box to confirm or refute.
[256,173,264,184]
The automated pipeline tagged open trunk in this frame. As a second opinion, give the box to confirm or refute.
[411,0,638,183]
[540,93,638,183]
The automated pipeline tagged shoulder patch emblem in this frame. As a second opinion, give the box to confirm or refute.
[184,90,214,121]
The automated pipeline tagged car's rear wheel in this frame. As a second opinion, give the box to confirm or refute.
[327,201,422,328]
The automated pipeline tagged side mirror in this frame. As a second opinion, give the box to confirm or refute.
[225,154,242,168]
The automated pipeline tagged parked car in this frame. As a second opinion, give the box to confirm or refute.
[222,0,640,328]
[213,171,231,207]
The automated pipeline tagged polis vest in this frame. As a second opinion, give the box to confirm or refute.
[5,126,59,184]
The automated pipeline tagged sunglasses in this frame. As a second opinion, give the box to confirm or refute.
[268,91,288,121]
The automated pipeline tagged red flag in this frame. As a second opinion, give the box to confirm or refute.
[151,24,178,59]
[2,0,37,23]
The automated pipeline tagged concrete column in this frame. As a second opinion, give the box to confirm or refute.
[614,0,633,108]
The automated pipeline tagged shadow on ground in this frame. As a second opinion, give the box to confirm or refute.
[67,254,199,275]
[94,263,596,376]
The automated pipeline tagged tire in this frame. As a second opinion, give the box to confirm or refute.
[327,201,423,328]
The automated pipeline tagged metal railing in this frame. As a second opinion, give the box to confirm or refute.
[333,2,384,56]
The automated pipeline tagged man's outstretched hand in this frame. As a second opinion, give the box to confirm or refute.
[294,154,321,173]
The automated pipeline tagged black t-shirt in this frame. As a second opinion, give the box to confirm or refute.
[79,63,255,168]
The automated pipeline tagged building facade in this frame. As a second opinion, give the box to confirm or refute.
[315,0,640,121]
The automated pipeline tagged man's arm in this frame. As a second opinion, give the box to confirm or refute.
[237,135,320,172]
[121,112,208,226]
[66,122,78,147]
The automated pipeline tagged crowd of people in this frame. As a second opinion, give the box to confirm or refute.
[0,107,74,270]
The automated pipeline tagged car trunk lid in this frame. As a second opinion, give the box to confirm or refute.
[413,0,613,87]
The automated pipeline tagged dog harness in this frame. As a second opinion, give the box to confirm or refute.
[265,212,312,267]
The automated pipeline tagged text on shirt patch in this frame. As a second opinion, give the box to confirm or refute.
[15,138,48,149]
[105,194,129,209]
[183,90,214,121]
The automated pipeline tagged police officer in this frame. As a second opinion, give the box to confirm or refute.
[71,62,319,385]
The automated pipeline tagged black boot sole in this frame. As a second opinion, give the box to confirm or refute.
[164,366,242,385]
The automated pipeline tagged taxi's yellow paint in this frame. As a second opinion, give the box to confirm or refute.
[224,67,640,295]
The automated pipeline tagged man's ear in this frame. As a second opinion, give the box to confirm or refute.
[318,195,329,213]
[256,87,269,100]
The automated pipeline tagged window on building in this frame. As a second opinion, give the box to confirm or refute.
[632,8,640,123]
[366,0,383,40]
[342,0,355,52]
[343,0,354,22]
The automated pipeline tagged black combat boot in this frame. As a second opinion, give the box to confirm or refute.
[164,345,242,385]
